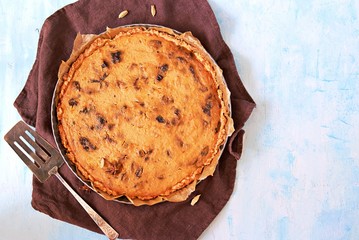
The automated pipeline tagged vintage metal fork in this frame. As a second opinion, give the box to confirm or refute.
[4,121,119,240]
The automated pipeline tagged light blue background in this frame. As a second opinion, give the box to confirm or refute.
[1,0,359,239]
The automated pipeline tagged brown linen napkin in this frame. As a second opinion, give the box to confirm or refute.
[14,0,255,239]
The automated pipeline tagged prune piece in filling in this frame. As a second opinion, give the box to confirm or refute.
[214,121,221,133]
[111,51,122,63]
[171,118,179,125]
[90,79,102,88]
[166,150,172,158]
[199,85,208,92]
[97,115,107,125]
[139,150,146,157]
[174,108,181,116]
[156,115,165,123]
[80,107,89,114]
[135,167,143,178]
[120,173,128,181]
[104,134,115,143]
[149,39,162,49]
[68,98,78,107]
[101,60,109,68]
[159,64,168,72]
[156,64,168,81]
[202,102,212,116]
[189,65,200,82]
[100,73,108,81]
[79,137,96,151]
[105,161,122,175]
[161,95,174,104]
[107,123,115,131]
[116,80,127,89]
[156,74,164,81]
[176,138,184,148]
[176,56,187,63]
[133,78,141,90]
[72,81,81,91]
[200,146,209,156]
[203,120,209,127]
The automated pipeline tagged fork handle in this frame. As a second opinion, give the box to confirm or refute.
[53,170,119,240]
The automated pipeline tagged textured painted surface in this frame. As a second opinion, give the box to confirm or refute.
[1,0,359,239]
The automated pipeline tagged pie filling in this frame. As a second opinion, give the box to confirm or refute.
[57,26,233,205]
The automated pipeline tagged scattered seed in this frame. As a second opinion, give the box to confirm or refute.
[118,10,129,19]
[99,158,105,168]
[191,194,201,206]
[151,5,156,17]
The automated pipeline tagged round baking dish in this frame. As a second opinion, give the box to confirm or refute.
[51,24,233,205]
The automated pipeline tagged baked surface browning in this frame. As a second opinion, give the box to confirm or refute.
[57,26,232,205]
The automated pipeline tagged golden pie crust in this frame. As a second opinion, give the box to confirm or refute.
[56,25,234,206]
